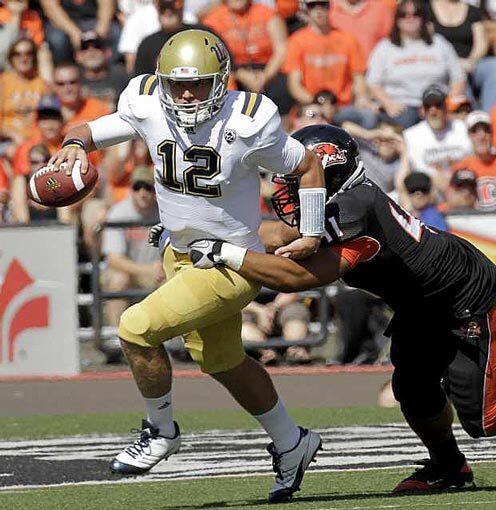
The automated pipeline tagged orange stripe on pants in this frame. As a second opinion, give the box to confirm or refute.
[483,305,496,436]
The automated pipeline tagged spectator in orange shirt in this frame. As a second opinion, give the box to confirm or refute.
[0,38,49,157]
[452,110,496,211]
[203,0,291,113]
[0,0,44,46]
[10,95,66,222]
[53,63,112,133]
[330,0,394,61]
[284,0,377,128]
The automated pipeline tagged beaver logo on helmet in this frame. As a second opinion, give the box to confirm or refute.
[312,143,347,167]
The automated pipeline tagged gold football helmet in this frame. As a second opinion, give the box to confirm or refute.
[156,29,230,129]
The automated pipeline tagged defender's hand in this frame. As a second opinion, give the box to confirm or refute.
[189,239,224,269]
[148,223,165,247]
[48,146,89,176]
[274,236,320,260]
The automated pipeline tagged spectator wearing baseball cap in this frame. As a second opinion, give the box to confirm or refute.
[401,84,472,193]
[439,168,478,213]
[367,0,465,129]
[451,110,496,211]
[40,0,121,66]
[284,0,378,128]
[76,31,128,110]
[403,172,449,230]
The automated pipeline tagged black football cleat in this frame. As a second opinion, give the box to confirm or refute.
[393,458,475,493]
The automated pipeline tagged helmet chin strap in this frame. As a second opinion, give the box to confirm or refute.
[326,160,365,204]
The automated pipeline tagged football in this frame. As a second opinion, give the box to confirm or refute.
[27,159,98,207]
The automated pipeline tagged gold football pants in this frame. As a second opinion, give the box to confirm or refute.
[118,245,261,373]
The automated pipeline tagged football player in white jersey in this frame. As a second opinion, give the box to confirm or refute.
[49,29,325,503]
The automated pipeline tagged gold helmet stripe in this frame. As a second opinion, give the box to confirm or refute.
[241,92,262,118]
[140,74,157,95]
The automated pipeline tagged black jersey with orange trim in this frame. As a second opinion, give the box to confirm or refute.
[323,179,496,316]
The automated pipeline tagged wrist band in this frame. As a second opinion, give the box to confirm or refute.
[62,138,85,149]
[298,187,326,236]
[219,243,247,271]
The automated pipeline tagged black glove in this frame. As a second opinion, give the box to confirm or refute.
[148,223,165,247]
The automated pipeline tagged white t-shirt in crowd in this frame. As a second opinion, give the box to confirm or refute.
[118,0,153,19]
[403,119,472,176]
[367,35,465,107]
[118,4,160,55]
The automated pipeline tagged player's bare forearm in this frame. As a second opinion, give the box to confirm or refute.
[293,149,325,189]
[259,220,299,253]
[237,249,347,293]
[62,123,97,152]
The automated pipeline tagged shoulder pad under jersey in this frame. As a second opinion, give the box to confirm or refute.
[120,74,158,121]
[230,92,279,138]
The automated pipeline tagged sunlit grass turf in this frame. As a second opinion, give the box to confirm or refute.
[1,406,491,510]
[0,406,405,440]
[2,464,496,510]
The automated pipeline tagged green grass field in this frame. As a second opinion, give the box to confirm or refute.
[1,406,495,510]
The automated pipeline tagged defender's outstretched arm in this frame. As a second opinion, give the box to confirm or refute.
[237,248,349,293]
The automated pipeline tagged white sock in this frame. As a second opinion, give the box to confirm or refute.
[254,398,300,453]
[144,392,176,438]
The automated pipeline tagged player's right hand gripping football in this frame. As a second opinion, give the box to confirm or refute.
[48,143,89,176]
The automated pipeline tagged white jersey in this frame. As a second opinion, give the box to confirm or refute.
[89,74,305,252]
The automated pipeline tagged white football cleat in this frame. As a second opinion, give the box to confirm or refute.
[267,427,322,503]
[110,419,181,475]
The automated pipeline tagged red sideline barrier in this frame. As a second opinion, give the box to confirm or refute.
[0,364,393,382]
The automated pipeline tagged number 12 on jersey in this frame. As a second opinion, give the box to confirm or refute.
[157,140,222,198]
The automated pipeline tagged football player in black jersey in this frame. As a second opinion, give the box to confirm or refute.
[188,125,496,493]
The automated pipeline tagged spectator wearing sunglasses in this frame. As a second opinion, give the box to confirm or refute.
[101,165,163,354]
[451,111,496,211]
[367,0,466,129]
[53,62,111,133]
[52,62,110,173]
[76,31,129,110]
[0,38,49,157]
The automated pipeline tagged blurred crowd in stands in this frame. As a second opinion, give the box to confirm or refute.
[1,0,496,367]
